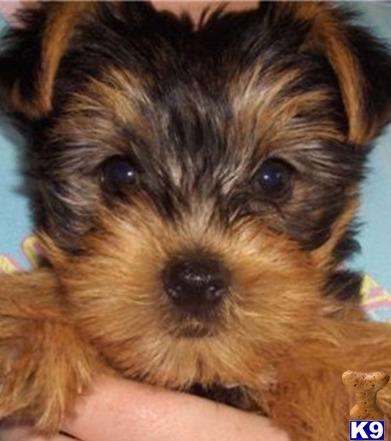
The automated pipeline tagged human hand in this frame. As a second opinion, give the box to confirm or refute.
[1,376,289,441]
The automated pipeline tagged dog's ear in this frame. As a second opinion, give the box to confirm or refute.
[0,1,156,121]
[0,2,95,120]
[280,2,391,145]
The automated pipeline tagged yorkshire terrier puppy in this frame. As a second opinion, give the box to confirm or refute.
[0,2,391,440]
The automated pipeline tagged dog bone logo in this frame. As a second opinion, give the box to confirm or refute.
[342,370,389,421]
[343,371,389,440]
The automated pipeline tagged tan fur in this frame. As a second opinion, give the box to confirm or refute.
[86,70,152,127]
[230,67,344,150]
[51,68,153,151]
[0,270,101,432]
[311,199,359,271]
[51,205,323,387]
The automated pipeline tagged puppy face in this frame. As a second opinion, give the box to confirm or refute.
[1,2,390,392]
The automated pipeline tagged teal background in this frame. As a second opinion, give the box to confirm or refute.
[352,2,391,290]
[0,5,390,289]
[0,52,32,270]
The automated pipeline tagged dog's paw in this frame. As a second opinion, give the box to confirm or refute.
[0,319,96,433]
[0,270,100,433]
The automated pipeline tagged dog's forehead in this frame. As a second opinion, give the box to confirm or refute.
[50,7,346,187]
[59,51,341,161]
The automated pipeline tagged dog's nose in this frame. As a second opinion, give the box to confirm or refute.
[163,257,230,314]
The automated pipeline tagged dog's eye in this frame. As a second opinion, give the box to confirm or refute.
[255,159,293,197]
[101,156,139,194]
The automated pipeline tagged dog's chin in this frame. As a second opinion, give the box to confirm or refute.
[174,324,217,338]
[185,383,262,413]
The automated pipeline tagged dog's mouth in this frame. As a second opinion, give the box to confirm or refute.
[186,383,262,413]
[170,317,219,339]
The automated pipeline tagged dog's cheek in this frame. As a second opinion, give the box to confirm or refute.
[229,251,323,341]
[53,209,173,376]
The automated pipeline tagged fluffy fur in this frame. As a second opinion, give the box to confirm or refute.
[0,2,391,440]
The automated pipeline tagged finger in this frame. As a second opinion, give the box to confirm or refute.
[62,376,289,441]
[152,1,258,24]
[0,426,76,441]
